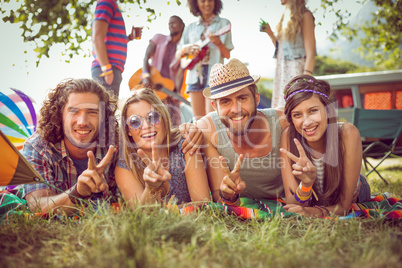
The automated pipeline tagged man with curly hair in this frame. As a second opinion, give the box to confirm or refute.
[22,78,120,215]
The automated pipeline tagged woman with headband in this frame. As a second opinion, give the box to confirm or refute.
[279,75,371,217]
[115,88,211,206]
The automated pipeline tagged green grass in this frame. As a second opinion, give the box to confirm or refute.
[1,161,401,268]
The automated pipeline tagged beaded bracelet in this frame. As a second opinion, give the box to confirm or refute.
[294,188,312,203]
[314,205,330,217]
[219,189,239,205]
[147,182,165,201]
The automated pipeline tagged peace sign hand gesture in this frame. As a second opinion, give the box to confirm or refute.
[280,138,317,186]
[138,142,171,191]
[219,154,246,200]
[76,145,115,197]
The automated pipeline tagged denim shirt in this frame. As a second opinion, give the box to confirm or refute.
[178,16,234,85]
[274,32,306,61]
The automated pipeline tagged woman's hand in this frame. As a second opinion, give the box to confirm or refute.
[280,138,317,187]
[138,142,171,190]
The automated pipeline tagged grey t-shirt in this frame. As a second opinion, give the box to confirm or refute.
[210,108,284,199]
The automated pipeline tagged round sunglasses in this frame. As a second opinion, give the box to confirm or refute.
[126,109,162,131]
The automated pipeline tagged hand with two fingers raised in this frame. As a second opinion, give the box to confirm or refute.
[138,142,171,195]
[219,154,246,201]
[280,138,317,187]
[76,145,115,198]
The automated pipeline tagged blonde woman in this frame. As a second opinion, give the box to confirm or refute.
[263,0,316,107]
[115,88,211,207]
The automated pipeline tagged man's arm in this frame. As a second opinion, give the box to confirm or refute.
[92,19,113,85]
[22,141,81,215]
[25,189,80,215]
[142,40,157,86]
[196,115,227,202]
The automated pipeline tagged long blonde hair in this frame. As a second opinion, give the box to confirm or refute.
[120,88,182,186]
[276,0,310,42]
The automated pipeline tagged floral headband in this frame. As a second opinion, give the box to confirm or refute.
[285,89,329,102]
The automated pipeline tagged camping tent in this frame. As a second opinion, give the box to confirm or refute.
[0,130,43,186]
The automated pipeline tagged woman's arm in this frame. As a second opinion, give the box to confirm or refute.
[115,166,157,207]
[325,123,363,216]
[301,11,316,75]
[288,124,363,217]
[280,128,300,204]
[184,150,212,204]
[264,22,277,46]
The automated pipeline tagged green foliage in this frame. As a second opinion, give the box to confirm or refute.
[256,77,273,100]
[1,186,402,268]
[0,0,176,66]
[320,0,402,70]
[1,0,400,70]
[313,55,383,76]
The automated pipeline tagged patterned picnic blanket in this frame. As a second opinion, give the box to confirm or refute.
[170,193,402,220]
[1,189,401,223]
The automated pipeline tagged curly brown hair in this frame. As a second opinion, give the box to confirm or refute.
[187,0,223,17]
[37,78,119,147]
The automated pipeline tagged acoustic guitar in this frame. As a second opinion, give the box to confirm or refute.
[128,67,190,106]
[180,24,231,70]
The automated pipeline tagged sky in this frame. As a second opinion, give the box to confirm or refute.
[0,0,364,106]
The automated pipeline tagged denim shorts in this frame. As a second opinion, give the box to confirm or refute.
[186,65,209,93]
[91,66,122,98]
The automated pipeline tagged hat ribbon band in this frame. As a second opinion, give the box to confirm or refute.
[210,76,254,96]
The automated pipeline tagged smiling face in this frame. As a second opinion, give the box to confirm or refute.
[213,87,259,136]
[290,95,328,147]
[197,0,215,17]
[62,92,100,150]
[125,100,166,152]
[169,16,184,37]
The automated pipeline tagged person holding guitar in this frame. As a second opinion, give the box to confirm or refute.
[140,15,186,126]
[176,0,233,121]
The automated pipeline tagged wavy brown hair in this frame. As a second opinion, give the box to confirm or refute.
[187,0,223,17]
[119,87,182,187]
[284,74,344,206]
[277,0,313,42]
[37,78,119,147]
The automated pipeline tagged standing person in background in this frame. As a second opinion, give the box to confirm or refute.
[176,0,234,121]
[91,0,137,99]
[142,15,185,126]
[262,0,316,108]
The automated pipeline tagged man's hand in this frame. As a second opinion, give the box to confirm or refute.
[179,122,203,155]
[76,145,115,197]
[104,72,114,85]
[128,25,135,41]
[219,154,246,200]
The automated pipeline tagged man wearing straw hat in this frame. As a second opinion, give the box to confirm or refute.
[197,58,288,205]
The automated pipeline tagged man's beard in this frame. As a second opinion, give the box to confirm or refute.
[170,31,180,37]
[220,107,257,136]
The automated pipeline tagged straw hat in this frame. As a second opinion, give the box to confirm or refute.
[203,58,260,99]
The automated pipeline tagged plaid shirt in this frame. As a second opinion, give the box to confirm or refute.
[22,132,118,201]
